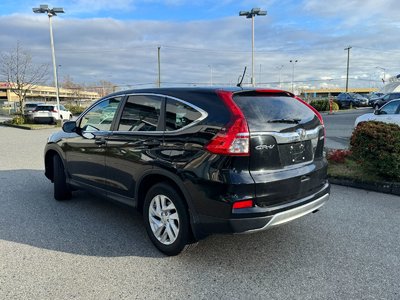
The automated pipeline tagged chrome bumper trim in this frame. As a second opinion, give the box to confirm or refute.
[245,193,329,233]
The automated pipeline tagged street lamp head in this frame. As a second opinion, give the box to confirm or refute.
[251,8,261,14]
[32,5,64,16]
[53,8,65,14]
[33,7,46,13]
[239,11,249,16]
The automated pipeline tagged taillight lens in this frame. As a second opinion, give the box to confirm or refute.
[204,91,250,156]
[232,199,254,209]
[294,96,325,137]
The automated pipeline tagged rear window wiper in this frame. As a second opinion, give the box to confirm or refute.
[267,118,301,124]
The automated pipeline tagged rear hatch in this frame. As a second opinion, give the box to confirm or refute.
[233,91,326,207]
[34,105,56,117]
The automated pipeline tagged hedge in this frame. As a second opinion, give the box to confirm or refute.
[350,121,400,180]
[310,100,339,112]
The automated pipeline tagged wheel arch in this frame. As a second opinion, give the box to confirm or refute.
[136,170,202,241]
[44,147,66,181]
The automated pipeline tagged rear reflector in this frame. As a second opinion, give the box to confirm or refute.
[232,200,254,209]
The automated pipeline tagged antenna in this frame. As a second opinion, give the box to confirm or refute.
[237,66,247,87]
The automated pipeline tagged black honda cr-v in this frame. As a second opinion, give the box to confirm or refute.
[44,87,330,255]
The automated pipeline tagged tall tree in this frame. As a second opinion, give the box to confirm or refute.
[0,43,48,115]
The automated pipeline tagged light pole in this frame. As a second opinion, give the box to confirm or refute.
[376,66,386,84]
[239,8,267,87]
[276,65,284,88]
[33,4,64,119]
[344,46,352,92]
[208,65,213,86]
[57,64,61,99]
[290,60,298,93]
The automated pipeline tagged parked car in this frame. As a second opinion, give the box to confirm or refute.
[355,99,400,127]
[24,102,44,121]
[44,87,330,255]
[366,92,384,101]
[33,104,72,124]
[373,92,400,110]
[336,93,368,108]
[369,94,385,107]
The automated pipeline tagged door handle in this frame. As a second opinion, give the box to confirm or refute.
[95,138,106,145]
[143,140,161,147]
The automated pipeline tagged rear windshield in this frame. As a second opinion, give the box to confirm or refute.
[233,95,318,132]
[26,103,39,108]
[35,106,54,111]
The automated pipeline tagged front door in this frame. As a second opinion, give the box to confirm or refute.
[64,97,122,190]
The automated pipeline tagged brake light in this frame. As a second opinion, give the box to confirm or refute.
[232,200,254,209]
[204,91,250,156]
[294,96,325,137]
[294,96,324,125]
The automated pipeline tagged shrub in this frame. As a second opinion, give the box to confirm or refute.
[65,104,86,116]
[350,121,400,180]
[11,115,25,125]
[310,100,339,112]
[327,149,352,164]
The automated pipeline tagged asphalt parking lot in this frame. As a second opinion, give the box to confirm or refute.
[0,126,399,299]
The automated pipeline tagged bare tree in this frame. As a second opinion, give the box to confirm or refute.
[0,43,48,115]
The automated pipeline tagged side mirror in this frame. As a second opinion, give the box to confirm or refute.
[62,120,77,133]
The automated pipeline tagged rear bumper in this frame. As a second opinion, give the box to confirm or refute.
[195,182,330,235]
[238,192,328,233]
[34,116,56,123]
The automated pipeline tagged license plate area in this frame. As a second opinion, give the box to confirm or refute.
[278,141,313,166]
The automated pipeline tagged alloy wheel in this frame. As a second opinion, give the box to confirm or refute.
[148,194,180,245]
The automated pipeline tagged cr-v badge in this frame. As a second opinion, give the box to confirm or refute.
[255,144,275,150]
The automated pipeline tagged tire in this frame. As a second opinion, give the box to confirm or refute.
[374,104,379,111]
[143,182,191,256]
[69,114,72,120]
[53,155,72,201]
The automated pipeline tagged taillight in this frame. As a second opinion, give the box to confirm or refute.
[232,199,254,209]
[204,91,250,156]
[294,96,325,137]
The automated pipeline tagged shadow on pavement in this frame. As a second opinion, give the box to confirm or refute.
[0,169,163,258]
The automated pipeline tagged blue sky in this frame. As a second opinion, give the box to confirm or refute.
[0,0,399,91]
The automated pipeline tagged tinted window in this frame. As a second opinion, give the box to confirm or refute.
[35,105,54,111]
[80,97,122,131]
[380,101,400,115]
[118,95,161,132]
[165,99,202,131]
[26,103,39,108]
[233,95,317,131]
[389,93,400,100]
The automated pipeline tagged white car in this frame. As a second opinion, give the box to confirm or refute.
[355,99,400,127]
[32,104,73,124]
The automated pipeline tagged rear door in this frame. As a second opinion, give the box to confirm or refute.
[104,94,164,202]
[233,92,326,207]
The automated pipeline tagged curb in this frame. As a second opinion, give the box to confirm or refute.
[0,123,57,130]
[329,176,400,196]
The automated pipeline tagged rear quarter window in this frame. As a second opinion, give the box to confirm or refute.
[233,95,319,132]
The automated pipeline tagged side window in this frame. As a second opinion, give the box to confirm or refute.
[118,95,161,132]
[390,94,400,100]
[165,99,203,131]
[80,97,122,132]
[380,101,400,115]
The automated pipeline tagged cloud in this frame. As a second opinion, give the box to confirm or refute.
[0,3,399,93]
